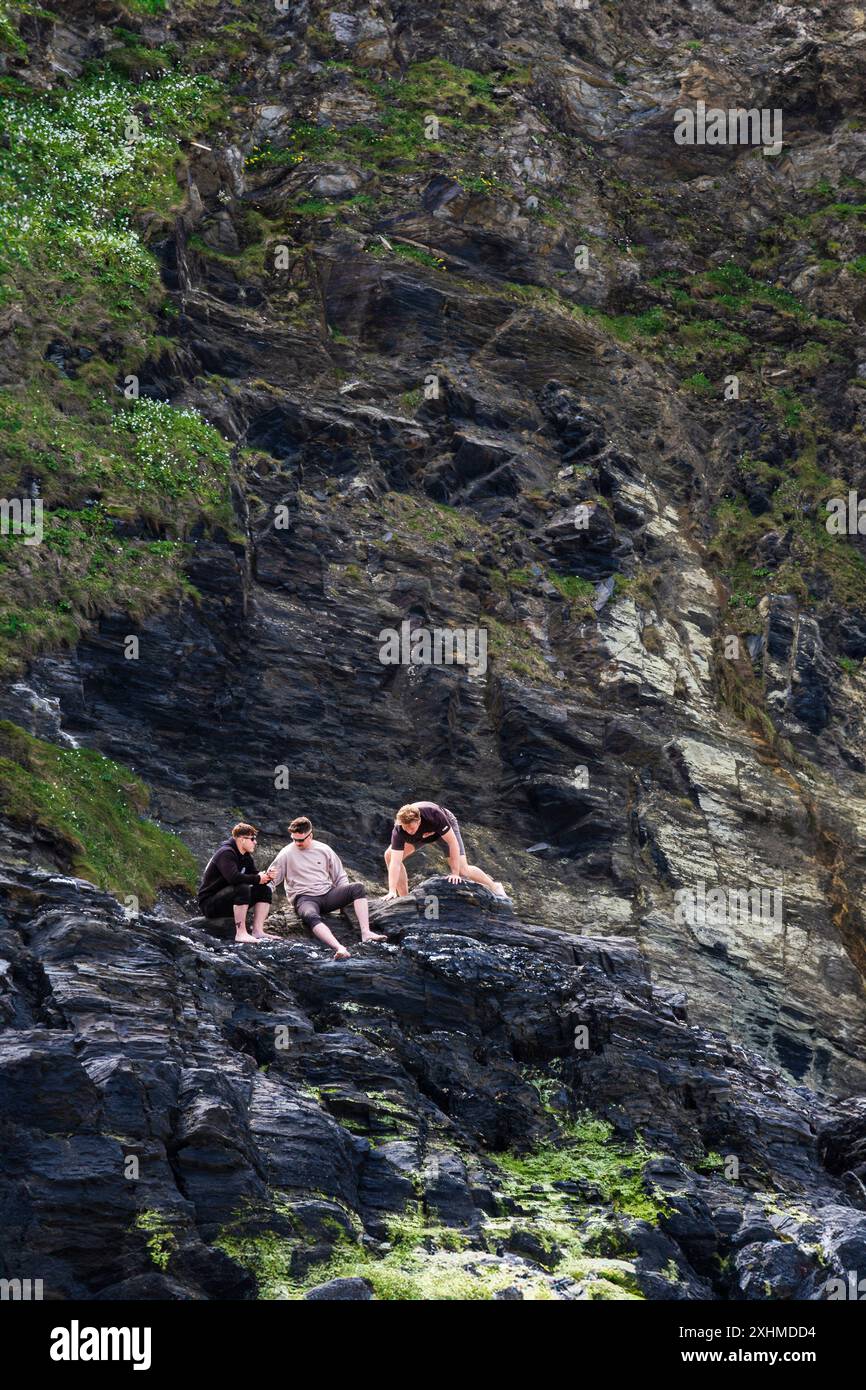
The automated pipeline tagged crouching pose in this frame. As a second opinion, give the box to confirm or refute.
[267,816,385,959]
[198,822,278,944]
[384,802,507,899]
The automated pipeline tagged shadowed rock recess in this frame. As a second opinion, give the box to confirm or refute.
[3,0,866,1300]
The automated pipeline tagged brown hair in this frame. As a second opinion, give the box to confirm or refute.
[288,816,313,834]
[395,804,421,827]
[232,822,257,839]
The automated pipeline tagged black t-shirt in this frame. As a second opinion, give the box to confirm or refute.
[390,802,452,851]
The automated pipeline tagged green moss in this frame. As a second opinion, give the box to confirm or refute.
[245,58,521,179]
[775,387,804,429]
[215,1228,297,1299]
[486,615,560,685]
[694,1150,727,1173]
[506,567,533,589]
[491,1114,669,1225]
[217,1195,548,1300]
[372,491,486,547]
[291,1239,551,1300]
[522,1063,567,1115]
[708,447,866,610]
[0,721,197,903]
[582,1271,643,1300]
[785,341,832,371]
[700,262,805,316]
[399,388,423,413]
[385,1204,469,1253]
[574,302,671,344]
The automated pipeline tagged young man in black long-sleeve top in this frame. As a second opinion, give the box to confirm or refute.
[197,822,278,944]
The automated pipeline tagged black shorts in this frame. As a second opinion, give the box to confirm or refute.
[293,882,365,931]
[199,882,272,918]
[442,810,465,856]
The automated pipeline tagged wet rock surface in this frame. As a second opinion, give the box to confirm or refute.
[1,867,865,1301]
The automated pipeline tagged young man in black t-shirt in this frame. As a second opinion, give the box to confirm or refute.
[384,801,507,899]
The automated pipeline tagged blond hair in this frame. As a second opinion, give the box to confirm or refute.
[395,804,421,826]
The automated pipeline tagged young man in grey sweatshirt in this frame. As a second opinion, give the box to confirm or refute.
[266,816,386,959]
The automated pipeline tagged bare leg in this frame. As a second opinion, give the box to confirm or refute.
[384,844,413,896]
[251,899,279,939]
[458,856,508,897]
[312,922,350,959]
[234,904,256,943]
[352,896,385,942]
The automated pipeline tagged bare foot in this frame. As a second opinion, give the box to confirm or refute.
[333,946,351,960]
[361,931,387,942]
[252,930,281,940]
[491,882,508,898]
[235,930,257,943]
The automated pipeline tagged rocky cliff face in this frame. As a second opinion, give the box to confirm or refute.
[3,867,866,1301]
[2,0,866,1300]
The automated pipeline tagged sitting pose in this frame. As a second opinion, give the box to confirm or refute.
[197,822,278,944]
[384,802,507,900]
[267,816,385,960]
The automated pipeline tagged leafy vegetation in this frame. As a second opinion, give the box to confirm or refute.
[0,388,234,674]
[134,1210,178,1270]
[0,59,234,676]
[0,67,221,318]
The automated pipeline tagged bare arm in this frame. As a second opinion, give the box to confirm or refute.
[266,851,286,888]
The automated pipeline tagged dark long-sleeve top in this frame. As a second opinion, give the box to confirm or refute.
[198,839,261,905]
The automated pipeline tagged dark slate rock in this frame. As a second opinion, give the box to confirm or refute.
[0,866,863,1301]
[305,1277,373,1300]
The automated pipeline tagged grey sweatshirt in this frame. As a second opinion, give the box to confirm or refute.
[267,839,349,903]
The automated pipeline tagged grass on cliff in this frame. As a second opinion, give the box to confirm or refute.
[244,58,526,177]
[486,615,562,685]
[0,65,222,332]
[0,390,234,676]
[709,447,866,611]
[0,720,197,902]
[0,388,234,518]
[0,54,233,673]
